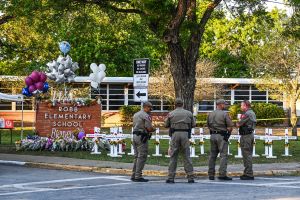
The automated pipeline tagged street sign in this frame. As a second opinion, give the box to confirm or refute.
[133,58,150,102]
[134,88,148,102]
[133,74,149,87]
[133,58,149,74]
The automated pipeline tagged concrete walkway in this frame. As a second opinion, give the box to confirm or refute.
[0,153,299,177]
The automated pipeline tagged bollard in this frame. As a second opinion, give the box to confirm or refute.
[282,129,292,157]
[117,127,125,155]
[262,128,269,156]
[128,127,135,156]
[190,128,199,158]
[252,130,260,157]
[266,128,277,158]
[152,128,162,157]
[234,130,243,158]
[199,128,206,155]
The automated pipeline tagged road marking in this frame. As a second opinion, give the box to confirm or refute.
[0,160,26,165]
[255,177,296,181]
[266,181,300,186]
[198,180,300,189]
[0,176,130,189]
[0,182,133,196]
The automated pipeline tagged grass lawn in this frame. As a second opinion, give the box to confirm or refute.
[0,129,299,166]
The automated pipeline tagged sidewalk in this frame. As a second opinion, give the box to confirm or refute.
[0,153,299,177]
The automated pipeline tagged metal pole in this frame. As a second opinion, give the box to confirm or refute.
[21,99,24,140]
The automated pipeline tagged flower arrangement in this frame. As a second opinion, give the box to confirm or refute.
[109,140,118,145]
[199,141,205,145]
[190,141,196,147]
[154,141,160,145]
[237,141,240,147]
[17,135,110,152]
[15,140,21,151]
[285,143,289,147]
[118,140,126,144]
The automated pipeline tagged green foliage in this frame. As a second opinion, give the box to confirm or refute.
[120,105,141,126]
[196,113,208,127]
[229,103,286,126]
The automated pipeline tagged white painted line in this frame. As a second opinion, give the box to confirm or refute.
[0,182,133,196]
[255,177,296,181]
[0,160,26,165]
[198,180,300,189]
[0,176,129,189]
[265,181,300,186]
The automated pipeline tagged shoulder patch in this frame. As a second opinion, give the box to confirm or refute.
[146,115,152,121]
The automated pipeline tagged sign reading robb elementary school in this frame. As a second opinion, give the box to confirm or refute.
[35,102,101,138]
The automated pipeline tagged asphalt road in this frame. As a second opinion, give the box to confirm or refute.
[1,164,300,200]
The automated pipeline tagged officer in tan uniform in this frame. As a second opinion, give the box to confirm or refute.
[131,102,155,182]
[207,99,234,181]
[236,100,257,180]
[165,98,196,183]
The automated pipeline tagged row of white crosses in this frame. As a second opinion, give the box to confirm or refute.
[87,127,296,158]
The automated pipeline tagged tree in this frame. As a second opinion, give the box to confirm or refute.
[149,56,217,101]
[1,0,273,111]
[249,38,300,136]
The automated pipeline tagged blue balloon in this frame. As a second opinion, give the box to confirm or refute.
[22,87,32,97]
[59,41,71,55]
[43,82,49,93]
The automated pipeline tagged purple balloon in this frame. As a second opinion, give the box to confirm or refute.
[35,82,44,90]
[28,85,37,93]
[30,71,40,83]
[39,73,47,83]
[78,132,85,140]
[25,77,34,86]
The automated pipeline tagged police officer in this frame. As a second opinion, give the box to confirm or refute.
[165,98,196,183]
[236,100,257,180]
[131,102,155,182]
[207,99,234,181]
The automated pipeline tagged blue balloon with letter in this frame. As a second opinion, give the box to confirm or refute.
[22,87,32,97]
[59,41,71,55]
[43,82,49,93]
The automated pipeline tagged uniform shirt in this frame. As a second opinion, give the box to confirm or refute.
[164,107,196,129]
[239,109,257,129]
[133,110,153,132]
[207,109,234,132]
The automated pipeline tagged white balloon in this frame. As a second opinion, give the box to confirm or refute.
[91,81,98,89]
[67,76,75,83]
[99,71,106,83]
[90,63,99,73]
[89,73,96,81]
[99,64,106,71]
[64,68,71,76]
[58,64,65,73]
[57,55,64,63]
[71,62,79,71]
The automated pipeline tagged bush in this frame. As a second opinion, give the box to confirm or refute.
[228,103,285,126]
[120,105,141,126]
[196,113,208,126]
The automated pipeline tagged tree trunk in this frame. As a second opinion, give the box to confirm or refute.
[290,98,298,136]
[169,44,196,112]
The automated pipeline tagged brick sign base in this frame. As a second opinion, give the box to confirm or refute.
[35,102,101,138]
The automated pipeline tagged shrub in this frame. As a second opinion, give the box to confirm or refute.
[120,105,141,126]
[229,102,285,126]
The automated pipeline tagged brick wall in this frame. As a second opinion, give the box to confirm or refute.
[35,102,101,137]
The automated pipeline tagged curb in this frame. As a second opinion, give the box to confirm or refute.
[21,162,300,177]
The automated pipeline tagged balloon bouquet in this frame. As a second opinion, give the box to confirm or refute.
[46,41,79,84]
[22,71,49,97]
[89,63,106,90]
[45,41,79,103]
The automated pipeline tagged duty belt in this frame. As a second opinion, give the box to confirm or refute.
[210,130,226,134]
[173,129,190,133]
